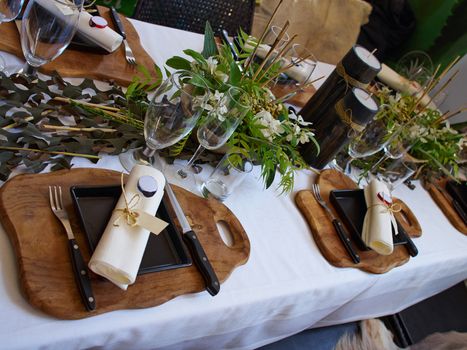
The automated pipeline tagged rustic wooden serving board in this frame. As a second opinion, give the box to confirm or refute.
[295,169,422,274]
[0,168,250,319]
[425,178,467,235]
[0,7,158,86]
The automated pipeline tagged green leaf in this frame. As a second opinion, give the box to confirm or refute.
[229,61,241,85]
[183,49,207,66]
[201,21,218,59]
[166,56,191,71]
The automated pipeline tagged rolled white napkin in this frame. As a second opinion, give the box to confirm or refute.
[76,12,123,53]
[361,179,394,255]
[89,165,167,290]
[21,0,122,53]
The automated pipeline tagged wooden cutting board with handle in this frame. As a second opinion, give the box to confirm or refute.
[0,168,250,319]
[425,178,467,235]
[295,169,422,274]
[0,6,158,86]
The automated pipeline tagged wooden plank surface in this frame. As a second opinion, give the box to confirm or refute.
[425,178,467,235]
[295,169,422,274]
[0,7,158,86]
[0,168,250,319]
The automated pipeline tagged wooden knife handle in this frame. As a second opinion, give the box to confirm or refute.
[183,230,220,296]
[110,7,126,39]
[68,239,96,311]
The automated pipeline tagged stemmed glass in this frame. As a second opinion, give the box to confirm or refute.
[119,71,208,172]
[176,86,250,179]
[0,0,24,73]
[0,0,23,23]
[272,44,317,103]
[20,0,84,71]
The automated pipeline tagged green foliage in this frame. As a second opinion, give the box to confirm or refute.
[354,86,465,180]
[201,21,218,59]
[160,21,319,193]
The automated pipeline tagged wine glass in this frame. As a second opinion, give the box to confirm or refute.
[0,0,23,23]
[119,71,208,172]
[20,0,84,70]
[396,51,434,89]
[0,0,24,73]
[272,44,317,102]
[373,158,417,192]
[176,86,250,179]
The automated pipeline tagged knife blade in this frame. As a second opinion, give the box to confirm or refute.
[164,183,220,296]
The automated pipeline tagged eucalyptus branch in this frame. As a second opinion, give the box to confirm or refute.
[54,97,120,112]
[0,146,101,159]
[42,124,117,133]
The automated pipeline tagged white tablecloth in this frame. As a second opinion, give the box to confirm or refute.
[1,19,467,350]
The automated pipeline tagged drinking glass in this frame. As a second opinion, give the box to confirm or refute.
[176,86,250,179]
[119,71,208,172]
[374,158,417,192]
[20,0,83,69]
[201,152,253,201]
[0,0,24,23]
[0,0,24,74]
[272,44,317,102]
[396,51,434,90]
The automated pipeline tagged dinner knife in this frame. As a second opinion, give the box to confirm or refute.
[433,182,467,224]
[110,7,127,40]
[164,183,220,296]
[221,29,239,61]
[396,221,418,257]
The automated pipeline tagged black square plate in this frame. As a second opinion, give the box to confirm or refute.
[329,189,408,251]
[70,186,192,275]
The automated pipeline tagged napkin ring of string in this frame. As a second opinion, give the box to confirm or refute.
[113,173,141,227]
[368,201,402,214]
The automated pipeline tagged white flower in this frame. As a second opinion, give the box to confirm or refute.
[206,57,218,75]
[215,71,229,83]
[299,132,310,144]
[255,110,284,141]
[288,110,312,126]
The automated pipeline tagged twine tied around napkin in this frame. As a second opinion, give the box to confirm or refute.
[113,173,168,235]
[368,192,401,238]
[362,180,398,255]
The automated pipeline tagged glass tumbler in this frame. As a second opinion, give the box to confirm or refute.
[201,152,253,201]
[375,159,417,192]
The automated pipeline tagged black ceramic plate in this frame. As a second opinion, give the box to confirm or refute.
[330,189,408,251]
[70,186,192,275]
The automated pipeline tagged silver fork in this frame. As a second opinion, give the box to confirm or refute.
[49,186,96,311]
[110,7,136,66]
[311,184,360,264]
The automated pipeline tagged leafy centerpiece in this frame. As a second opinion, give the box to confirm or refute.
[0,17,320,192]
[351,78,466,182]
[161,22,319,192]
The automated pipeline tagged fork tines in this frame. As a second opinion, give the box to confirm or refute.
[311,184,323,202]
[49,186,64,211]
